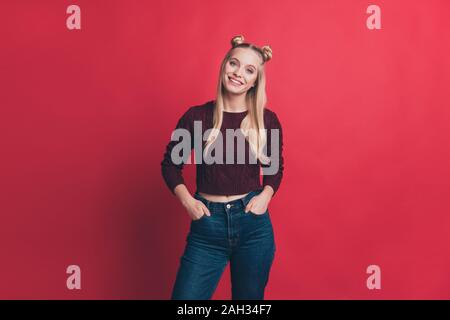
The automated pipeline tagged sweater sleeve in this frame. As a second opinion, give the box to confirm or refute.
[262,111,284,196]
[161,107,195,194]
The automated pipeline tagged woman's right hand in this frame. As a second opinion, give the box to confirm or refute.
[174,184,211,221]
[183,197,211,221]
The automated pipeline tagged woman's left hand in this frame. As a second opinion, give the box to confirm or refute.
[245,187,274,215]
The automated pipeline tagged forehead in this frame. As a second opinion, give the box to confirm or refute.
[229,47,263,67]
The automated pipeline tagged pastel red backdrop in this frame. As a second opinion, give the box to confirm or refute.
[1,0,449,299]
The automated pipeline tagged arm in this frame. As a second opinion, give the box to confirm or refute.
[161,107,194,193]
[174,184,193,207]
[261,111,284,196]
[245,112,284,214]
[161,108,210,219]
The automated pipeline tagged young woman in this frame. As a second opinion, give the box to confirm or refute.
[161,35,284,300]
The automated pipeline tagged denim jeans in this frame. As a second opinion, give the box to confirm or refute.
[171,189,276,300]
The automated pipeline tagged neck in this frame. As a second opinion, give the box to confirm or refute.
[223,92,248,113]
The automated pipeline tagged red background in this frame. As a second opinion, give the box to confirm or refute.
[1,0,450,299]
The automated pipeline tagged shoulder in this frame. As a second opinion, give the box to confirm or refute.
[263,107,282,128]
[263,107,279,119]
[176,100,214,125]
[180,100,214,120]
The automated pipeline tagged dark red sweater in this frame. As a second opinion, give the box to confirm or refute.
[161,100,284,196]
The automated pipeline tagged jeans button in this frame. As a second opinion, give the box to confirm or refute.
[226,204,231,209]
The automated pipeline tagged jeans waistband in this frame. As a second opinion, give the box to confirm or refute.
[193,189,263,212]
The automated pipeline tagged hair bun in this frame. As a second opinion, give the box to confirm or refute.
[261,45,273,62]
[231,35,245,47]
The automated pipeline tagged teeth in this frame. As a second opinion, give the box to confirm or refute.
[229,77,242,85]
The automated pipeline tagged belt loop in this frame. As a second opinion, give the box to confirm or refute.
[241,193,248,208]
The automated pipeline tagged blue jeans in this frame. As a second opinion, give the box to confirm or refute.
[171,189,276,300]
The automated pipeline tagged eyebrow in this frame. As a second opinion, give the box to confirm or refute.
[230,57,256,70]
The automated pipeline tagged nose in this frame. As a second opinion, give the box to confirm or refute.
[233,69,243,79]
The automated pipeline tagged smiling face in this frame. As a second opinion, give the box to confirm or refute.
[222,47,263,95]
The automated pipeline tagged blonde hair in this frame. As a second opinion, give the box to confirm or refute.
[204,35,273,164]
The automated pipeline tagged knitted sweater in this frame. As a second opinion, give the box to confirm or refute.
[161,100,284,196]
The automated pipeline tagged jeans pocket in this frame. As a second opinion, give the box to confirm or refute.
[191,213,207,222]
[248,209,269,217]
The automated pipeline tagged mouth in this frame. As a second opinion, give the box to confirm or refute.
[228,76,244,86]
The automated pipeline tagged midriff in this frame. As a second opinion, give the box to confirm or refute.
[198,192,249,203]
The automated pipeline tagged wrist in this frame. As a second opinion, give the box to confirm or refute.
[174,184,194,207]
[180,196,191,207]
[180,194,194,208]
[261,186,274,200]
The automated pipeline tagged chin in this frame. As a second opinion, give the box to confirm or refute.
[226,86,241,93]
[225,83,248,95]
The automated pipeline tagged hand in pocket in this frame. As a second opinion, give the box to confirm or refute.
[245,194,269,215]
[184,197,210,221]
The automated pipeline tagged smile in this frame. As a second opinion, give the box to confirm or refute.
[228,76,243,86]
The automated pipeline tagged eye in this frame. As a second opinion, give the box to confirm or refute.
[230,61,236,66]
[246,68,254,74]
